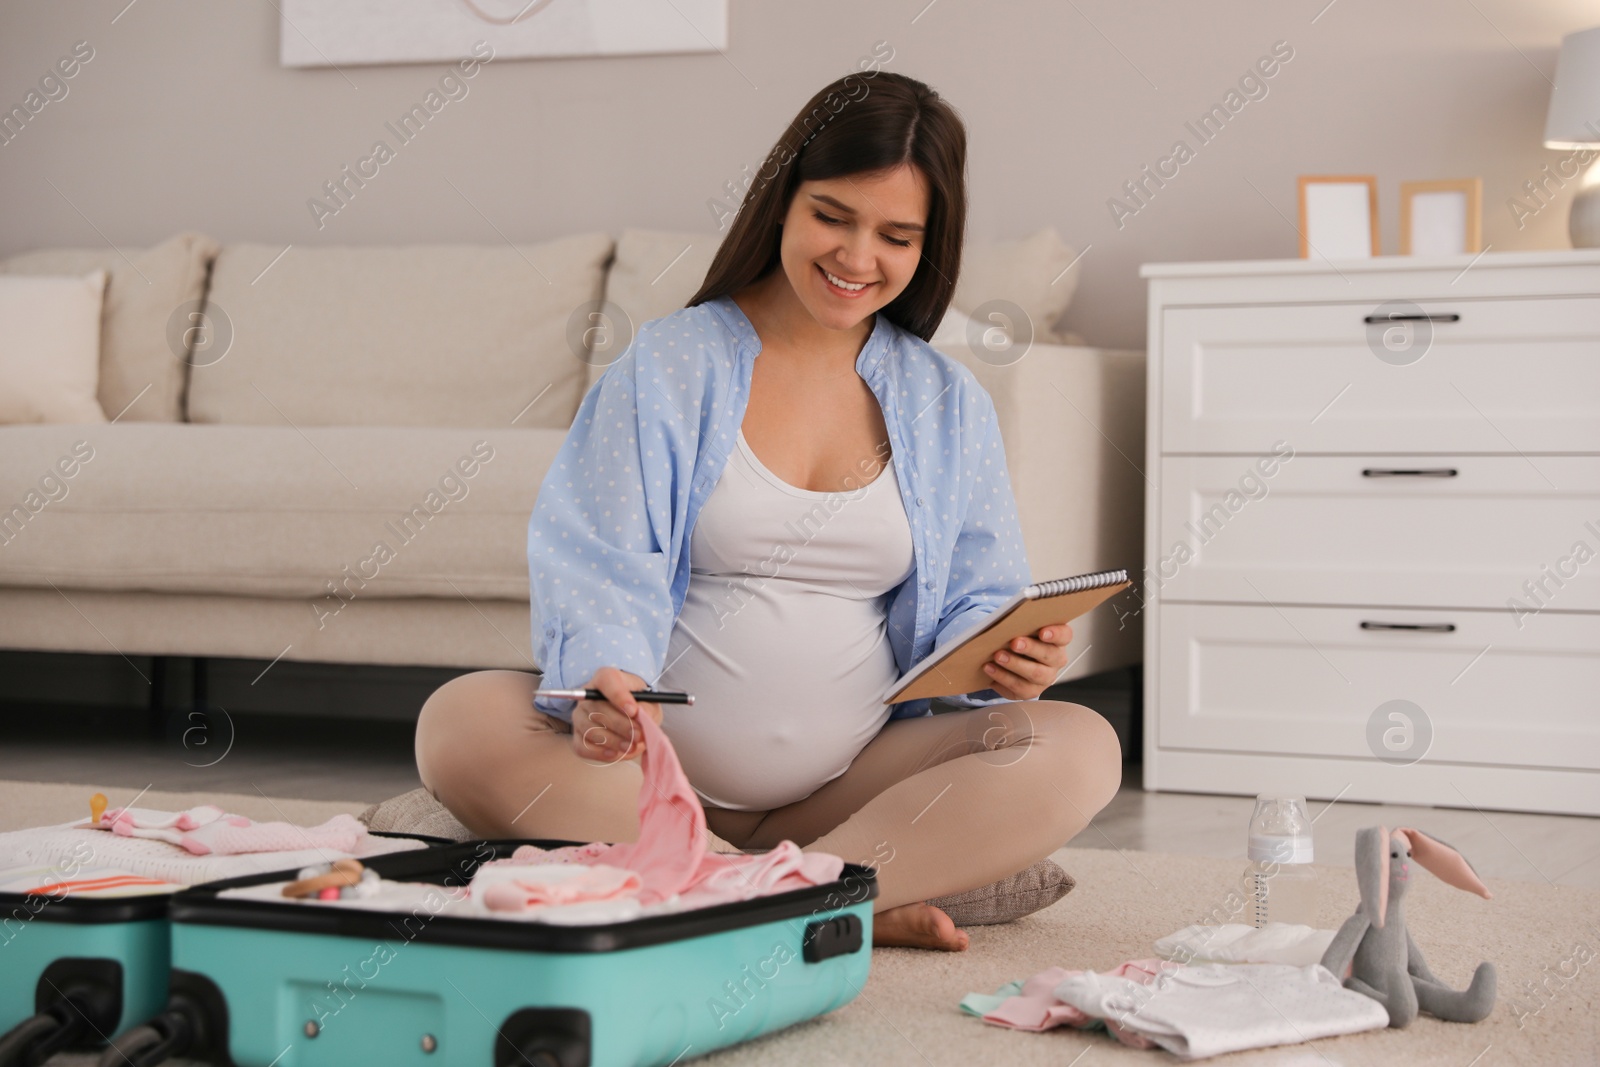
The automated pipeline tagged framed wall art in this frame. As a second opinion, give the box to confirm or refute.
[280,0,729,67]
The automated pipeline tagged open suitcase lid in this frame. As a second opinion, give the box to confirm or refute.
[169,839,878,954]
[0,831,450,925]
[0,886,175,925]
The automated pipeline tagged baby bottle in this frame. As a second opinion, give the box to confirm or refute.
[1246,794,1318,928]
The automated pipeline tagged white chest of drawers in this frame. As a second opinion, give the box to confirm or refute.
[1138,250,1600,816]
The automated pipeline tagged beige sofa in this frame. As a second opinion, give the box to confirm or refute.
[0,230,1144,684]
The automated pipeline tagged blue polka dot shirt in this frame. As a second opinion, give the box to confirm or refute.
[528,294,1032,724]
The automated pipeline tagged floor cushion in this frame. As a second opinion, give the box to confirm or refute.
[926,858,1076,926]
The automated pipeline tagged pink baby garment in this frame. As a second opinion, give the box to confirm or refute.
[591,712,844,906]
[480,713,844,911]
[475,864,642,912]
[674,840,845,908]
[100,804,237,840]
[96,805,370,857]
[496,842,613,866]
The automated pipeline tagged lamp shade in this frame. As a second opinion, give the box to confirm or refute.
[1545,25,1600,148]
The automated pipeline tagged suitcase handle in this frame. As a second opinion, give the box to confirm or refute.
[803,914,864,962]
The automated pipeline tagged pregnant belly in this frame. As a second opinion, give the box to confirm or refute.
[655,578,899,811]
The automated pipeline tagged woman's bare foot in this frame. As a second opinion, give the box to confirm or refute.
[872,902,969,951]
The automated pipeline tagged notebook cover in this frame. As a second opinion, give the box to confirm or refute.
[885,580,1132,703]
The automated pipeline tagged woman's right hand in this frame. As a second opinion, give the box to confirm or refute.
[568,666,662,763]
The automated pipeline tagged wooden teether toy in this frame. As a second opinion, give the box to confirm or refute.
[282,859,365,899]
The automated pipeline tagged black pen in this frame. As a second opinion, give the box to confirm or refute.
[532,688,695,705]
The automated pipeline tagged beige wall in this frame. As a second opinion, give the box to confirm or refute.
[0,0,1591,350]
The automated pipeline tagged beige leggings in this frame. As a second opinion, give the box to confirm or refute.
[414,669,1122,913]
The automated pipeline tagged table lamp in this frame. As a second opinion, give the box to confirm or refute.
[1545,24,1600,247]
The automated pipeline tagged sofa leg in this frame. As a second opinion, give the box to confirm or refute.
[146,656,209,742]
[148,656,170,740]
[193,655,208,716]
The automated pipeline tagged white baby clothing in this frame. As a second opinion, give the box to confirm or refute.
[1154,922,1338,968]
[0,818,427,887]
[1052,962,1390,1060]
[657,429,915,811]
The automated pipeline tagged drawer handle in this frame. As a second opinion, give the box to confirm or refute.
[1362,312,1461,324]
[1361,468,1458,478]
[1360,621,1457,633]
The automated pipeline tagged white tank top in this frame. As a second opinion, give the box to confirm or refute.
[656,428,916,811]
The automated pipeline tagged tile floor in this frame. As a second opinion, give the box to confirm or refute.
[3,700,1596,891]
[1084,772,1600,891]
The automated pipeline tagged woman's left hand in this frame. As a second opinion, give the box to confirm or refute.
[981,623,1074,701]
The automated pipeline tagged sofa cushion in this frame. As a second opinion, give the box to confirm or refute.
[0,270,109,424]
[593,229,722,392]
[0,422,565,600]
[595,227,1086,388]
[188,234,613,430]
[0,231,219,423]
[951,226,1082,344]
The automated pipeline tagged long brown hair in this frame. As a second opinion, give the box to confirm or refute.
[686,71,967,342]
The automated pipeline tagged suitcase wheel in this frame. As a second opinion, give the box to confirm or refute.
[494,1007,591,1067]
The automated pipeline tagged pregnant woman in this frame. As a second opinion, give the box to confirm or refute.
[415,71,1121,952]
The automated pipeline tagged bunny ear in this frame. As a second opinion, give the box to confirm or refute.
[1355,826,1390,928]
[1396,828,1493,899]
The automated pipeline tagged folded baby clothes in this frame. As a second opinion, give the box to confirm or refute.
[473,863,643,912]
[1154,922,1337,968]
[95,805,369,857]
[1053,962,1390,1060]
[494,842,613,867]
[961,959,1181,1049]
[220,873,653,927]
[482,839,836,913]
[0,816,426,887]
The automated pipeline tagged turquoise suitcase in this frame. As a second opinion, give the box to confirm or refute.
[0,884,171,1065]
[0,829,438,1067]
[143,839,875,1067]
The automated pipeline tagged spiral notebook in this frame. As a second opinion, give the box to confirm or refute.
[883,568,1132,704]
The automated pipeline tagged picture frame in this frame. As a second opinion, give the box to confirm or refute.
[1297,175,1380,259]
[1399,178,1482,256]
[279,0,729,67]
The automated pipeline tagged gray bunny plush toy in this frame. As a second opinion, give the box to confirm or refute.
[1320,825,1497,1028]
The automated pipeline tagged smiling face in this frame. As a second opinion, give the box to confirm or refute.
[774,164,930,334]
